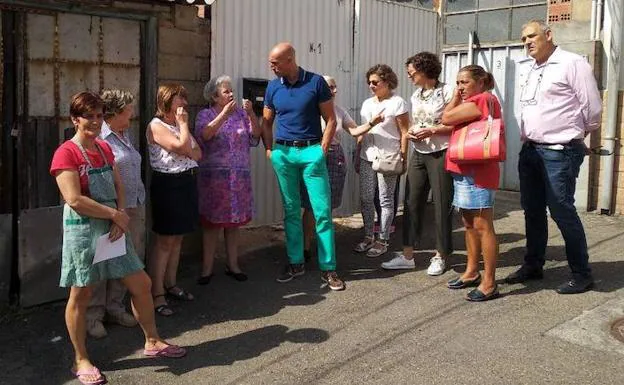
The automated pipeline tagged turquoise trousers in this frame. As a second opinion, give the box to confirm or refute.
[271,143,336,271]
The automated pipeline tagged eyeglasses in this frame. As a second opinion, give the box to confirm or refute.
[80,113,104,120]
[368,80,381,86]
[519,65,545,107]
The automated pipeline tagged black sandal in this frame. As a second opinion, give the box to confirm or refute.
[165,286,194,301]
[153,294,174,316]
[197,274,213,286]
[225,266,248,282]
[447,274,482,290]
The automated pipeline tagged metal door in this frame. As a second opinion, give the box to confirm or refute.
[1,5,144,306]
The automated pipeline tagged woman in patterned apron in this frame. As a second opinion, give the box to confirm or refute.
[51,92,185,385]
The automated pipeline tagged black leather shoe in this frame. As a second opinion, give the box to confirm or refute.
[556,278,594,294]
[504,265,543,284]
[447,274,481,289]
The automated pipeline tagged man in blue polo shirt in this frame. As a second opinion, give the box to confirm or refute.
[262,42,345,291]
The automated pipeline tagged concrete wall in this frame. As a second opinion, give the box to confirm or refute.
[111,2,211,119]
[593,91,624,214]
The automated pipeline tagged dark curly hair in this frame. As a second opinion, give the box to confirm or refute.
[405,51,442,80]
[365,64,398,90]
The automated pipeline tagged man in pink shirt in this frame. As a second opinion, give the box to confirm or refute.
[505,20,602,294]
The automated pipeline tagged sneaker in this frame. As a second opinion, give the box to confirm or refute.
[321,271,346,291]
[87,319,107,339]
[276,264,305,283]
[381,252,415,270]
[427,255,446,276]
[107,311,138,328]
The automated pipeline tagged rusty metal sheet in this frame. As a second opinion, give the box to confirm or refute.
[0,214,12,304]
[27,62,54,117]
[57,13,99,62]
[101,66,140,104]
[18,205,66,307]
[58,63,99,116]
[102,17,140,65]
[26,13,54,59]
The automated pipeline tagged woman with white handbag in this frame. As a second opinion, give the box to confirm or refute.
[353,64,410,258]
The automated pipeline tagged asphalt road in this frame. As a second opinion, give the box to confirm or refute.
[1,191,623,385]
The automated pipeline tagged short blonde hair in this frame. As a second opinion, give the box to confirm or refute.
[100,89,134,120]
[156,83,188,118]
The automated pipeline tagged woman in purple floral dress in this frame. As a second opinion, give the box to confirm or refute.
[195,75,261,284]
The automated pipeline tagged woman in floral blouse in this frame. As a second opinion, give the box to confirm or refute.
[381,52,454,275]
[195,75,262,284]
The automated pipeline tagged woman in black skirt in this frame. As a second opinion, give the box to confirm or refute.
[146,84,202,316]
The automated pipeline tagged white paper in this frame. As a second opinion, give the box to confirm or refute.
[92,233,127,265]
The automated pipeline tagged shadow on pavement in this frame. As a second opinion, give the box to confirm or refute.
[103,325,329,376]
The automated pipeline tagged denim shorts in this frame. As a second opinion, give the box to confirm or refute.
[452,174,495,210]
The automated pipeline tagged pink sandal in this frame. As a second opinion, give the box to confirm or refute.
[71,366,107,385]
[144,344,187,358]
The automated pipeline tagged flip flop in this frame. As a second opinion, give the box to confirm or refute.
[144,344,187,358]
[71,366,107,385]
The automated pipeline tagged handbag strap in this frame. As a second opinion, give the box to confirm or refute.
[483,93,496,139]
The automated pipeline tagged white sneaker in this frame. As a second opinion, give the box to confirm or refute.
[427,255,446,276]
[381,252,415,270]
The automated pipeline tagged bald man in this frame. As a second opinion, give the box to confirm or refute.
[262,43,345,291]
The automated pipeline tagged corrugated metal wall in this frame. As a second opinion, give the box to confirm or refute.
[211,0,438,225]
[442,46,526,191]
[355,1,438,108]
[211,0,356,224]
[355,0,438,206]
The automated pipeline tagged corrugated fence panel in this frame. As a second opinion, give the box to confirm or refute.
[356,1,438,108]
[211,0,355,225]
[356,0,438,204]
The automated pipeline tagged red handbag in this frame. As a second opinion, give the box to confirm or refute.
[448,95,506,163]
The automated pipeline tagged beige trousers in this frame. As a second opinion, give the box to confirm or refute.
[86,205,146,321]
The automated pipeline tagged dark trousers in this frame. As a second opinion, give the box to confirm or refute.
[402,149,454,256]
[518,141,591,279]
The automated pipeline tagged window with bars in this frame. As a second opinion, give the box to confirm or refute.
[444,0,547,45]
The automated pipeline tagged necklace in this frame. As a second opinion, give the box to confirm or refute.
[417,81,440,101]
[418,88,435,101]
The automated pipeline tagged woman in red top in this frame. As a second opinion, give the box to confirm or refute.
[441,65,502,302]
[51,92,185,385]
